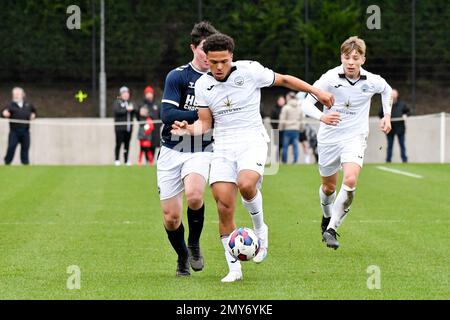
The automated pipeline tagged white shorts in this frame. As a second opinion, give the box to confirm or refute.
[318,134,368,177]
[209,138,268,186]
[157,146,212,200]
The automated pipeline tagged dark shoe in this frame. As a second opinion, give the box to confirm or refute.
[188,245,204,272]
[176,256,191,277]
[322,228,340,250]
[321,216,331,234]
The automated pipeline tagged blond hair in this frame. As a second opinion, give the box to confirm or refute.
[341,36,366,56]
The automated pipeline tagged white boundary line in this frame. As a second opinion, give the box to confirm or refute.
[376,166,423,179]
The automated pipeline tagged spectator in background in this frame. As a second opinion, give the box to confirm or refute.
[378,89,410,163]
[2,87,36,165]
[259,102,266,119]
[113,86,135,166]
[305,124,319,163]
[270,95,286,159]
[137,105,155,166]
[279,92,302,164]
[295,92,311,164]
[139,86,161,159]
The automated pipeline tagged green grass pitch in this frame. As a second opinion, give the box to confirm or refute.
[0,164,448,300]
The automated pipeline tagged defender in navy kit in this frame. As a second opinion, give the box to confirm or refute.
[157,21,218,277]
[160,63,213,153]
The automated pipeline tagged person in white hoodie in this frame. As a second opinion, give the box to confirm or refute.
[279,92,305,164]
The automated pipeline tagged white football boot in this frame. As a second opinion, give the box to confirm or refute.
[221,270,243,283]
[253,224,268,263]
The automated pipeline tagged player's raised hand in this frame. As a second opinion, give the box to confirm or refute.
[171,127,189,136]
[172,120,188,130]
[317,90,334,108]
[171,120,189,136]
[320,112,341,126]
[380,116,392,134]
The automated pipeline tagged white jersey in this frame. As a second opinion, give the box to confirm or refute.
[306,65,392,145]
[195,60,275,146]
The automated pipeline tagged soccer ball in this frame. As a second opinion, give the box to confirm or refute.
[226,227,260,261]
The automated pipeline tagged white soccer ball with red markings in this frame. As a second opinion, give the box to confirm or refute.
[226,227,260,261]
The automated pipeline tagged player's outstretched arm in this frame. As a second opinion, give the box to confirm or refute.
[380,114,392,134]
[379,79,393,134]
[160,70,198,125]
[171,108,213,136]
[160,102,198,125]
[302,98,341,126]
[273,73,334,107]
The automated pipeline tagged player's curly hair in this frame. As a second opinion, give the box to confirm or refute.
[203,33,235,54]
[191,21,218,47]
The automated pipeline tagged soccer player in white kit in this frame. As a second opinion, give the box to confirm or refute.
[172,33,334,282]
[301,36,393,249]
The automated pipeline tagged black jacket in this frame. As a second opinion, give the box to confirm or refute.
[113,99,135,132]
[270,104,283,130]
[378,100,410,134]
[138,99,161,147]
[2,101,36,129]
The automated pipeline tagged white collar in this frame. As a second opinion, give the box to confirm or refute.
[338,64,367,78]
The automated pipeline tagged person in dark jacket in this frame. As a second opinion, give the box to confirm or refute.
[2,87,36,165]
[270,95,286,160]
[113,86,135,166]
[378,89,410,163]
[139,85,161,159]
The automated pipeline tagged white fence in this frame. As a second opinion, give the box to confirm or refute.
[0,113,448,165]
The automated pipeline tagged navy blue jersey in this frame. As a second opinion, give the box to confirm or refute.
[160,63,213,152]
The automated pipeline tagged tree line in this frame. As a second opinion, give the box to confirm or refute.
[0,0,448,87]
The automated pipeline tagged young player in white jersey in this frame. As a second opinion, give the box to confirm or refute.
[301,36,393,249]
[171,33,334,282]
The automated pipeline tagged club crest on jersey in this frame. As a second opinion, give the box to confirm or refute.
[234,76,245,86]
[223,96,235,109]
[188,82,195,89]
[361,84,369,93]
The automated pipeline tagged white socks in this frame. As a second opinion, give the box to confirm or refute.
[220,190,264,274]
[241,189,265,231]
[328,184,356,230]
[221,236,241,272]
[319,185,336,218]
